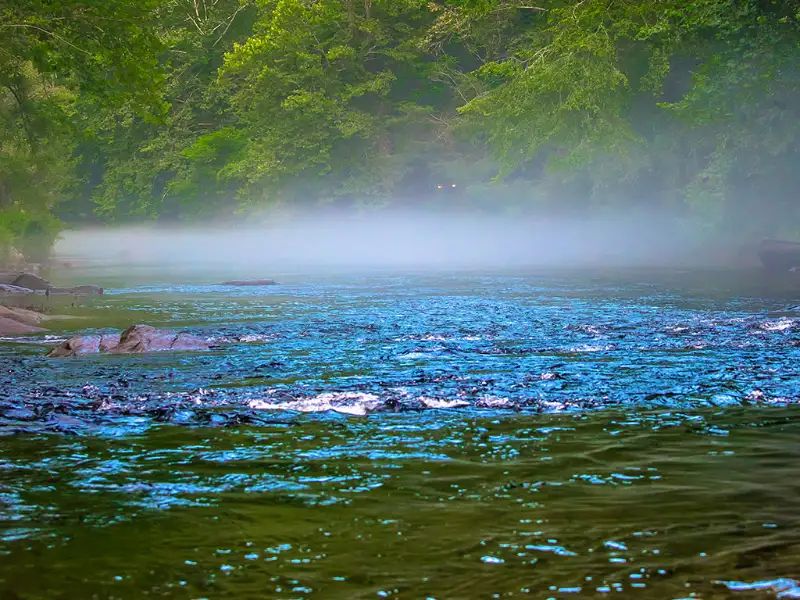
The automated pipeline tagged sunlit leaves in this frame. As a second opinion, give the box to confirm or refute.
[216,0,436,203]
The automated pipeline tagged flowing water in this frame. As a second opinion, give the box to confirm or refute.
[2,266,800,599]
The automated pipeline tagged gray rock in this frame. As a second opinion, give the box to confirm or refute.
[0,306,46,327]
[48,325,210,357]
[0,316,46,335]
[12,273,52,291]
[112,324,210,353]
[48,285,104,296]
[47,333,122,357]
[0,272,19,285]
[219,279,278,286]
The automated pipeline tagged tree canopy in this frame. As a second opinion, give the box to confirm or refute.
[2,0,799,259]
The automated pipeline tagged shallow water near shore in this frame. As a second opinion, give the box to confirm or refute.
[2,265,800,598]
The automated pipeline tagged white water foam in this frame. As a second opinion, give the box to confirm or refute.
[249,392,382,416]
[418,397,469,409]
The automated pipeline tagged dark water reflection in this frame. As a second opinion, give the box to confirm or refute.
[1,267,800,597]
[3,411,800,599]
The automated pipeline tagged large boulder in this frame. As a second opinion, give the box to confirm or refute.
[0,306,47,327]
[112,324,210,353]
[12,273,52,291]
[47,325,210,357]
[0,316,45,335]
[219,279,278,286]
[47,333,121,357]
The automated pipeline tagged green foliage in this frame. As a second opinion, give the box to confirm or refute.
[5,0,800,245]
[0,0,169,260]
[216,0,437,206]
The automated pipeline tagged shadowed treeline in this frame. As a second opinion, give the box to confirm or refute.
[2,0,799,263]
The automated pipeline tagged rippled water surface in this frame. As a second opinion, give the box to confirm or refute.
[2,267,800,598]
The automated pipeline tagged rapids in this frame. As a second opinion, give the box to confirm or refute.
[1,265,800,598]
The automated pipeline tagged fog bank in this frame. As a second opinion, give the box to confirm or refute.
[54,211,755,271]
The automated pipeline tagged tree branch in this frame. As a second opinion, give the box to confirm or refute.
[213,6,244,47]
[0,23,91,56]
[4,83,37,151]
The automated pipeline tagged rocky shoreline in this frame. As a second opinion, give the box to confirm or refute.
[0,270,104,336]
[1,271,104,297]
[0,270,280,338]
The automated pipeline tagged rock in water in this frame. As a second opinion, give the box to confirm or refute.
[9,274,103,296]
[48,285,104,296]
[219,279,278,286]
[0,316,46,335]
[12,273,52,291]
[112,325,210,353]
[47,334,121,357]
[48,325,211,357]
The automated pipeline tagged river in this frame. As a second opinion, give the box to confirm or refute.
[1,265,800,599]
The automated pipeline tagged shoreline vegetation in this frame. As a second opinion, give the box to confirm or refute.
[1,0,799,262]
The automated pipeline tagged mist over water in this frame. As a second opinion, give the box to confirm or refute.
[6,208,800,600]
[55,210,728,271]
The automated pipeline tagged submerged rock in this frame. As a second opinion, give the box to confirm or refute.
[48,325,211,357]
[219,279,278,286]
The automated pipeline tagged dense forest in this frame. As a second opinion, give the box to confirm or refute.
[1,0,799,260]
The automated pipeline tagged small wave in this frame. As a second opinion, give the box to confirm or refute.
[718,578,800,598]
[395,333,453,342]
[564,324,606,335]
[418,397,469,409]
[208,333,279,344]
[665,325,692,334]
[525,543,577,557]
[0,334,66,344]
[753,318,800,333]
[394,333,485,342]
[567,344,617,353]
[398,351,428,360]
[248,393,511,414]
[475,395,515,409]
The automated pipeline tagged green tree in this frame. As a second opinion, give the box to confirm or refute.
[440,0,800,233]
[0,0,167,260]
[217,0,445,210]
[78,0,257,222]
